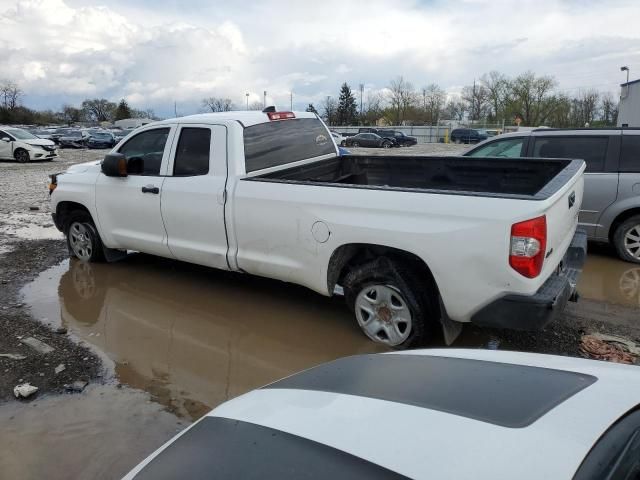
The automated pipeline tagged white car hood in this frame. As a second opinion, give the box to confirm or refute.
[65,160,101,174]
[23,138,55,147]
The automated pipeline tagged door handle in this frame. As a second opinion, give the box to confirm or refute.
[141,185,159,194]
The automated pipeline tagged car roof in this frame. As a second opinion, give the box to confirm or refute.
[152,110,319,128]
[128,349,640,480]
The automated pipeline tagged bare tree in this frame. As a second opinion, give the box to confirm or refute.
[443,97,466,121]
[461,81,490,121]
[248,101,263,111]
[480,71,509,122]
[387,76,416,125]
[61,104,84,125]
[81,98,117,122]
[422,84,446,125]
[0,81,23,110]
[322,96,337,125]
[509,71,557,126]
[600,92,618,126]
[202,97,233,112]
[570,90,600,126]
[362,92,384,125]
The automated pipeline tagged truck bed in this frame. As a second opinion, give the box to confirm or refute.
[248,155,583,200]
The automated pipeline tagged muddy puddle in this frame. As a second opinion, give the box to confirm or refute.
[577,250,640,308]
[21,254,390,421]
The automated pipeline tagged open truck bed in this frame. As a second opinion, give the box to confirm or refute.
[249,155,583,200]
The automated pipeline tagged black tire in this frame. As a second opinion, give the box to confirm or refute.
[14,148,30,163]
[382,141,392,148]
[613,215,640,264]
[343,257,436,349]
[340,141,346,147]
[352,141,360,147]
[64,210,105,262]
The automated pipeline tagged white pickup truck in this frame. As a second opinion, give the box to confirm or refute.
[49,110,587,348]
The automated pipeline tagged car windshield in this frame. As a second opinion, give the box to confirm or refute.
[92,133,111,139]
[6,128,38,140]
[66,130,82,137]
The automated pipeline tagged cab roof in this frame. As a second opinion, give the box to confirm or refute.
[152,110,319,128]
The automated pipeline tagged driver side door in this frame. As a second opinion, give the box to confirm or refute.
[95,126,177,257]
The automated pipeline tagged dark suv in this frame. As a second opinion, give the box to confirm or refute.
[450,128,488,144]
[465,128,640,263]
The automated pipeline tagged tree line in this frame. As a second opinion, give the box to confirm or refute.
[0,80,156,125]
[318,71,619,128]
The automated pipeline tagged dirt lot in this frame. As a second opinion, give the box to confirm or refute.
[1,145,639,478]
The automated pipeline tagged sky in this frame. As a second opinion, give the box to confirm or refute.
[1,0,639,118]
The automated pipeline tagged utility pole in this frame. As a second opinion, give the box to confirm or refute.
[472,79,477,122]
[326,95,331,126]
[359,83,364,124]
[422,88,427,123]
[174,101,177,117]
[245,93,249,110]
[263,90,267,108]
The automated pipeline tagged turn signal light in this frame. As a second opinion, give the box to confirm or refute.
[267,111,295,120]
[509,215,547,278]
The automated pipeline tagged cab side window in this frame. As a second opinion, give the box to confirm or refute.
[532,136,608,173]
[468,138,525,158]
[118,128,170,176]
[173,128,211,176]
[620,136,640,173]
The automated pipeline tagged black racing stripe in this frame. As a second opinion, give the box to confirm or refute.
[134,416,408,480]
[264,354,597,428]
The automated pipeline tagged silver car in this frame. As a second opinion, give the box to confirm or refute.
[466,128,640,263]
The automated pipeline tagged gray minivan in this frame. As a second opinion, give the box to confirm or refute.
[466,128,640,264]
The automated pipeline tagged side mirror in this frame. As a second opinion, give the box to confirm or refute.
[101,153,128,177]
[1,137,10,142]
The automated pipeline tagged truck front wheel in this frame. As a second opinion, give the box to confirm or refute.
[64,211,105,262]
[343,257,435,348]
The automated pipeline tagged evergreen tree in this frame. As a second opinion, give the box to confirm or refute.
[114,99,132,120]
[336,83,357,125]
[305,103,318,114]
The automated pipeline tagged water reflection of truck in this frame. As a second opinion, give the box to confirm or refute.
[51,109,586,348]
[58,259,383,417]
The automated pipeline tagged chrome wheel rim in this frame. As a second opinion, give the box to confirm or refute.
[382,143,391,148]
[69,222,93,261]
[624,225,640,259]
[355,285,412,346]
[71,261,96,299]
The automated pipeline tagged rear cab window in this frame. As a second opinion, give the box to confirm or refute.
[531,136,609,172]
[244,118,335,173]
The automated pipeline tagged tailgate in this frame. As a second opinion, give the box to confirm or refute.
[540,166,585,278]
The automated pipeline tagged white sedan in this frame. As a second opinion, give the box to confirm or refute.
[123,349,640,479]
[330,130,346,146]
[0,126,57,162]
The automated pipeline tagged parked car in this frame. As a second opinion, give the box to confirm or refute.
[330,131,346,147]
[450,128,488,144]
[58,130,87,148]
[86,131,116,149]
[0,126,57,162]
[49,128,70,145]
[124,349,640,480]
[344,132,395,148]
[359,128,417,146]
[112,130,131,143]
[50,110,585,348]
[30,129,55,141]
[466,128,640,264]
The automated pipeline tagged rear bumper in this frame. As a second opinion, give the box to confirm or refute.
[471,229,587,331]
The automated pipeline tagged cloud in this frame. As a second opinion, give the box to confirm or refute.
[1,0,639,116]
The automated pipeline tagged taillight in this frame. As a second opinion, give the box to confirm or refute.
[267,111,295,120]
[509,215,547,278]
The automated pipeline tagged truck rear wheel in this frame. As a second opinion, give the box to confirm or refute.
[613,215,640,264]
[343,257,435,349]
[64,211,105,263]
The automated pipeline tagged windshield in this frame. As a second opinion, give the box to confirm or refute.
[6,128,38,140]
[66,130,82,137]
[92,133,111,139]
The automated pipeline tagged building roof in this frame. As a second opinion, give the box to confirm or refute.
[621,78,640,87]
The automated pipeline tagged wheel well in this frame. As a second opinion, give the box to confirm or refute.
[609,208,640,243]
[56,201,92,230]
[327,243,439,297]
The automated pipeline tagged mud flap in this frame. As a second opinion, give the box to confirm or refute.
[102,245,128,262]
[439,296,462,345]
